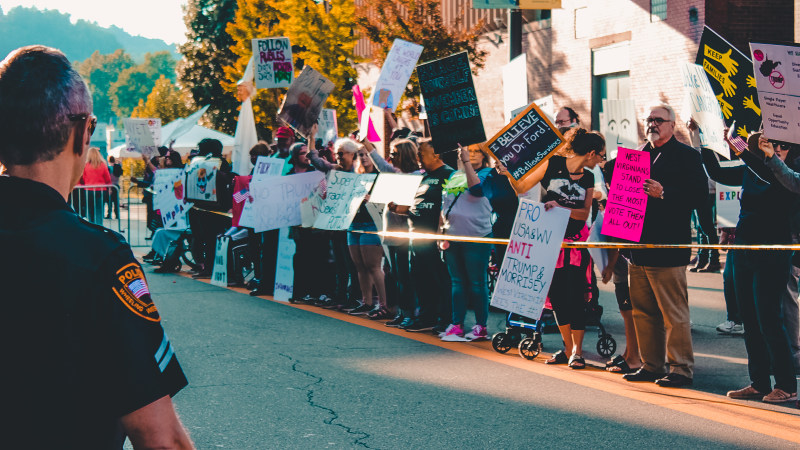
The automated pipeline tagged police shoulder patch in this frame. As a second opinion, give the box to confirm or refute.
[112,262,160,322]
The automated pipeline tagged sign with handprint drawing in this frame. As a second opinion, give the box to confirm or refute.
[680,62,729,158]
[696,26,761,141]
[750,41,800,145]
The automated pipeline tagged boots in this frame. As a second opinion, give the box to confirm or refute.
[699,251,722,272]
[689,253,709,272]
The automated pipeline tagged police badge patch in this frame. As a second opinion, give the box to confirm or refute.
[112,262,160,322]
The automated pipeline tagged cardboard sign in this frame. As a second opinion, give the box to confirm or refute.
[124,118,161,158]
[490,199,570,319]
[273,228,295,301]
[715,161,744,228]
[503,54,528,122]
[251,156,286,182]
[371,39,424,111]
[601,147,650,242]
[300,176,327,227]
[152,168,192,229]
[277,66,334,138]
[750,41,800,145]
[598,99,638,161]
[313,171,377,230]
[252,37,293,89]
[316,109,338,146]
[211,236,229,287]
[483,102,565,192]
[417,51,485,153]
[681,62,729,158]
[368,173,423,206]
[533,94,555,122]
[185,157,223,202]
[696,26,761,138]
[239,171,325,232]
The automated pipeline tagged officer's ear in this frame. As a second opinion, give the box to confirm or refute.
[72,121,88,157]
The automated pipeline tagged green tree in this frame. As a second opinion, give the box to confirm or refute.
[75,49,135,124]
[110,51,177,118]
[178,0,241,135]
[132,75,193,124]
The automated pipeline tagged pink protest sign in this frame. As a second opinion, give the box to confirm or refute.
[352,85,381,142]
[601,147,650,242]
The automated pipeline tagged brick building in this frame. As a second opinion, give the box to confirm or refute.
[355,0,795,149]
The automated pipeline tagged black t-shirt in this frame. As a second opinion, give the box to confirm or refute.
[410,164,455,232]
[0,176,188,448]
[541,155,595,210]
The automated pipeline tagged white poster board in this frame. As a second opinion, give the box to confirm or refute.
[300,176,327,228]
[316,109,338,146]
[371,39,424,111]
[251,156,286,182]
[313,171,377,230]
[152,168,192,229]
[252,37,293,89]
[211,236,229,287]
[681,62,729,158]
[598,99,638,161]
[124,118,161,158]
[490,199,570,319]
[185,157,223,202]
[368,173,423,206]
[239,171,325,232]
[750,42,800,145]
[533,94,554,122]
[273,228,295,301]
[503,54,528,122]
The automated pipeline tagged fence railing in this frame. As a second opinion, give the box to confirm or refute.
[68,184,122,232]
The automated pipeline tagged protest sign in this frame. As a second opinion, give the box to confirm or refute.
[251,156,286,182]
[124,118,161,158]
[300,176,327,227]
[185,157,223,202]
[368,173,423,206]
[273,228,295,301]
[503,54,528,123]
[316,109,338,146]
[152,168,192,229]
[239,171,324,232]
[277,66,334,138]
[696,26,761,138]
[598,99,638,161]
[533,94,554,122]
[211,236,229,288]
[313,171,377,230]
[750,41,800,144]
[252,37,293,89]
[490,199,570,319]
[715,161,744,228]
[483,101,565,192]
[681,62,729,158]
[417,51,485,153]
[588,211,609,273]
[353,85,381,143]
[601,147,650,242]
[231,175,251,227]
[371,39,424,111]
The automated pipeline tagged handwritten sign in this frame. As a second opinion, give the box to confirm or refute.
[750,41,800,145]
[152,168,192,229]
[602,147,650,242]
[681,62,729,158]
[368,173,423,206]
[123,118,161,158]
[715,161,744,228]
[211,236,229,287]
[313,171,377,230]
[490,199,570,319]
[273,228,295,301]
[372,39,424,111]
[598,99,638,161]
[277,66,334,138]
[185,157,223,202]
[238,171,324,232]
[316,109,338,146]
[483,102,565,191]
[300,176,327,227]
[252,37,293,89]
[251,156,286,182]
[417,51,485,153]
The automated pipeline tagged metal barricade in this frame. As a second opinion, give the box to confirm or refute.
[67,184,122,233]
[125,183,156,248]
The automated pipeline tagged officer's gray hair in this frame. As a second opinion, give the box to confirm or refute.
[0,45,92,167]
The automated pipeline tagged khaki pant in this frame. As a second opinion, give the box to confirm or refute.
[629,264,694,378]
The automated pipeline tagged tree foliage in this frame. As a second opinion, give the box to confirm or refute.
[178,0,241,134]
[76,49,135,124]
[110,51,177,118]
[132,75,193,123]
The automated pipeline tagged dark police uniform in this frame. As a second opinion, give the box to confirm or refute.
[0,176,188,448]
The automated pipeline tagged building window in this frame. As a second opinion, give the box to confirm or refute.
[651,0,667,22]
[522,9,552,30]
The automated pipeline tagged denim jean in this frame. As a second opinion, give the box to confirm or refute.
[444,240,492,327]
[722,250,740,323]
[411,241,451,323]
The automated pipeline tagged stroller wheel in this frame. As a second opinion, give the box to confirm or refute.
[518,337,541,360]
[597,335,617,358]
[491,333,512,354]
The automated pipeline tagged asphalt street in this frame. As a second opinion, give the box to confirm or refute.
[136,257,800,449]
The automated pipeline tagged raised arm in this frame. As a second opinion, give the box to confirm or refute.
[362,136,398,173]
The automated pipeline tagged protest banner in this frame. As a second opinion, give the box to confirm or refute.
[533,94,555,122]
[316,109,338,146]
[598,99,637,161]
[251,156,286,182]
[503,54,528,123]
[417,51,485,153]
[715,161,744,228]
[152,168,192,229]
[239,171,325,232]
[750,41,800,145]
[300,176,327,228]
[681,62,729,158]
[368,173,423,206]
[601,147,650,242]
[483,101,565,192]
[185,157,223,202]
[313,171,377,230]
[211,236,229,288]
[370,39,424,112]
[277,66,334,137]
[696,26,761,138]
[252,37,293,89]
[123,118,161,158]
[490,199,570,319]
[231,175,251,227]
[273,228,295,301]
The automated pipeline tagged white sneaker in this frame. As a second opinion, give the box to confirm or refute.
[441,324,468,342]
[729,323,744,335]
[716,320,742,334]
[465,325,488,341]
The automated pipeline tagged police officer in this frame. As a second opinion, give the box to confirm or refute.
[0,46,193,448]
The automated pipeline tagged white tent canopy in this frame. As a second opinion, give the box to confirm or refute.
[109,122,235,159]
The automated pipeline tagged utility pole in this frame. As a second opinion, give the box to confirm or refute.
[509,9,522,60]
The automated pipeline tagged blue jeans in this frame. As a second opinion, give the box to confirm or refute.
[722,251,740,323]
[445,240,492,327]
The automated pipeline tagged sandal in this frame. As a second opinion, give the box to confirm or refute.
[367,307,392,320]
[606,355,637,374]
[545,350,569,365]
[605,354,625,369]
[568,354,586,369]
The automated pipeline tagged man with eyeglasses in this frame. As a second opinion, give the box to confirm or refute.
[621,103,708,388]
[554,106,580,133]
[0,46,193,448]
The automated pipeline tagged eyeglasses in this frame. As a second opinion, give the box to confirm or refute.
[68,113,97,137]
[555,119,572,126]
[644,117,671,126]
[596,152,606,160]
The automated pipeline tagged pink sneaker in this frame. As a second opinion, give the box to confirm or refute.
[465,325,488,341]
[440,324,467,341]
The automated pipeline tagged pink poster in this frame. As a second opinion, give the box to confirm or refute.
[352,85,381,142]
[601,147,650,242]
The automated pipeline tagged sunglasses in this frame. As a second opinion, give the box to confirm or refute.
[644,117,671,125]
[68,113,97,137]
[770,141,791,150]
